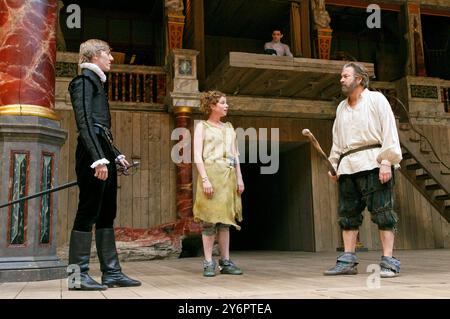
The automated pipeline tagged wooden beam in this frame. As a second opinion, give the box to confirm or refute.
[325,0,401,11]
[421,7,450,18]
[300,0,311,58]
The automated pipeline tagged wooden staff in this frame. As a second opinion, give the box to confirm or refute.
[302,129,337,176]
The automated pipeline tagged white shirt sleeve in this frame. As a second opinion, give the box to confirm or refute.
[284,44,293,57]
[375,93,403,166]
[329,113,341,172]
[90,158,110,168]
[115,154,125,162]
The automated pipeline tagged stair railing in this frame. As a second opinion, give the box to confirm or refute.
[372,87,450,171]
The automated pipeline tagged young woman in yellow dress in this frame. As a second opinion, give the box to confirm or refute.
[193,91,245,277]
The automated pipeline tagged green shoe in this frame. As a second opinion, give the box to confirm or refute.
[203,260,216,277]
[219,259,243,275]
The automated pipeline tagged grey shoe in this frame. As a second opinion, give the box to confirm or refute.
[218,259,243,275]
[324,252,358,276]
[203,260,216,277]
[380,256,400,278]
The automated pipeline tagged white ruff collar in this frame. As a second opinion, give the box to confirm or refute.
[80,63,107,82]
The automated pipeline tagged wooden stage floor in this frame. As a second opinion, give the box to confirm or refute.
[2,249,450,299]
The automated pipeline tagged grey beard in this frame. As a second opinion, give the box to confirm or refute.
[341,81,359,96]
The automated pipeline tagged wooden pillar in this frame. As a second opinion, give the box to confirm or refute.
[184,0,205,84]
[290,2,302,57]
[289,0,312,58]
[401,1,427,76]
[300,0,311,58]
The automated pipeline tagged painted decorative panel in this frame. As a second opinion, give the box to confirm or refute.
[40,154,53,244]
[9,153,28,245]
[410,85,438,99]
[55,62,78,78]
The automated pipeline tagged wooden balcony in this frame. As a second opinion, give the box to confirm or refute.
[106,64,167,111]
[55,52,167,112]
[204,52,374,100]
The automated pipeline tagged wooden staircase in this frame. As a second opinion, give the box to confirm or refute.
[398,123,450,222]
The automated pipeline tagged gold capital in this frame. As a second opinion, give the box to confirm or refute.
[0,104,59,121]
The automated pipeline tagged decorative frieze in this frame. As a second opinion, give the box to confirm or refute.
[410,85,438,99]
[55,62,78,78]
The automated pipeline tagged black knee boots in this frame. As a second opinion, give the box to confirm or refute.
[95,228,141,288]
[68,230,107,291]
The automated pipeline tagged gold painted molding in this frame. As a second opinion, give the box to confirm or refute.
[172,106,193,114]
[0,104,59,121]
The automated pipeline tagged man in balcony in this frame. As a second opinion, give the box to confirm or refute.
[264,29,293,57]
[324,62,403,278]
[67,39,141,290]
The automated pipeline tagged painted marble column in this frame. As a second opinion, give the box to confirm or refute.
[0,0,59,119]
[173,107,193,219]
[0,0,67,282]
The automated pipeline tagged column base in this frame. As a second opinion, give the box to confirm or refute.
[0,115,67,283]
[0,257,67,282]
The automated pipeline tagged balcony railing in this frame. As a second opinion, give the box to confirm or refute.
[106,65,166,105]
[56,52,167,109]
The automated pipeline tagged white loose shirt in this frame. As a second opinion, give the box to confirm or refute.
[264,41,293,57]
[329,88,402,176]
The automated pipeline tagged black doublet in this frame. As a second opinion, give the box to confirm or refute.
[69,68,120,162]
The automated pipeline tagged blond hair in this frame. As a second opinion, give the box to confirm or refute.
[78,39,110,64]
[200,90,225,116]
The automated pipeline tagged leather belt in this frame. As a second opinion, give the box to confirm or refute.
[337,144,382,169]
[93,123,114,146]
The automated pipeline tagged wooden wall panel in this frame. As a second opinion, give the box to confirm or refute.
[55,110,177,246]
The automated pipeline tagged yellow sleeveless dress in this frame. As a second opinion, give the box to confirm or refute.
[193,121,243,230]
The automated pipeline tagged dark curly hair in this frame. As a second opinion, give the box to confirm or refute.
[199,90,226,116]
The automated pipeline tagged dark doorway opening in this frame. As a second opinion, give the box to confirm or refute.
[422,14,450,80]
[230,142,315,252]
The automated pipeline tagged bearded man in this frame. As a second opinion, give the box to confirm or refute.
[324,62,403,278]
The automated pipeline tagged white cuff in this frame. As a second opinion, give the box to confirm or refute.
[115,154,125,162]
[381,159,392,166]
[90,158,110,168]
